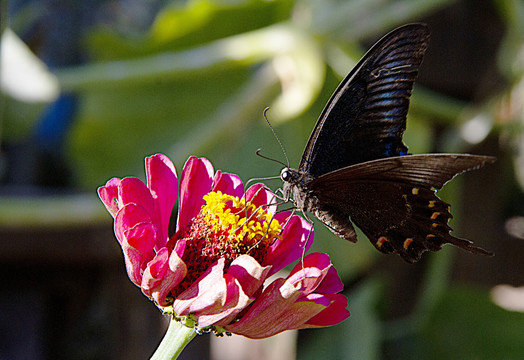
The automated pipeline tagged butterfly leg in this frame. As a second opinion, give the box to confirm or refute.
[290,208,315,273]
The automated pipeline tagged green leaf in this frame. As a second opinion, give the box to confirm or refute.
[86,0,294,60]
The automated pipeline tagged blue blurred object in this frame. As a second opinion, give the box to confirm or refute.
[34,94,77,153]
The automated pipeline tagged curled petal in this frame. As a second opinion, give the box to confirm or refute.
[118,177,155,212]
[120,246,145,286]
[173,237,187,259]
[173,258,255,327]
[227,255,271,297]
[123,223,157,260]
[287,253,343,295]
[197,274,251,328]
[98,178,122,217]
[146,154,178,248]
[224,253,348,338]
[224,278,304,338]
[169,247,189,277]
[114,204,153,244]
[142,248,187,306]
[303,294,350,327]
[287,252,331,294]
[289,253,342,294]
[120,221,157,285]
[293,252,331,273]
[177,156,214,233]
[114,204,159,285]
[212,171,244,199]
[265,212,314,276]
[313,266,344,295]
[173,258,227,316]
[287,266,324,295]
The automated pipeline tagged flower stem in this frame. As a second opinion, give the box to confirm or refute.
[150,318,197,360]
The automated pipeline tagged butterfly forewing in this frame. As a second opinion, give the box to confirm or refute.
[312,154,495,189]
[299,24,430,177]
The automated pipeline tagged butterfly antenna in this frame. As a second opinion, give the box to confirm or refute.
[255,149,287,168]
[263,107,290,167]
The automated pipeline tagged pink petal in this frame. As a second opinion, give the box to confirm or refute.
[303,293,350,327]
[146,154,178,248]
[212,171,244,198]
[224,252,348,338]
[288,252,330,278]
[227,255,271,297]
[173,258,227,316]
[287,253,334,295]
[313,266,344,294]
[245,184,277,214]
[141,248,169,297]
[119,220,158,285]
[114,204,152,243]
[113,204,159,285]
[123,222,157,258]
[288,253,342,294]
[197,274,252,327]
[176,156,214,233]
[169,247,189,276]
[173,238,186,259]
[119,177,155,213]
[265,212,314,276]
[224,278,307,338]
[120,245,145,286]
[118,227,156,286]
[175,262,252,327]
[286,266,324,295]
[142,248,187,306]
[98,178,122,217]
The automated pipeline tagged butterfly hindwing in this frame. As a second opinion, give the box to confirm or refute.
[308,155,494,262]
[299,24,430,177]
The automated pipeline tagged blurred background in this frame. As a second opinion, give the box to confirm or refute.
[2,0,524,359]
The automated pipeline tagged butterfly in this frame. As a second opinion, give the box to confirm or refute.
[279,23,495,263]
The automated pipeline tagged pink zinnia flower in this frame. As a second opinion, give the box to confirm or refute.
[98,154,349,338]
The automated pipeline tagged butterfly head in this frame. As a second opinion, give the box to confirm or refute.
[280,167,299,201]
[280,167,298,184]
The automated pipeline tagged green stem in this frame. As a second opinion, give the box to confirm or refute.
[150,318,197,360]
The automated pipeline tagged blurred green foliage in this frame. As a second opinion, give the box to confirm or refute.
[4,0,524,359]
[55,0,457,189]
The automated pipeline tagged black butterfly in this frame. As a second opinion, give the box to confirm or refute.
[280,23,495,263]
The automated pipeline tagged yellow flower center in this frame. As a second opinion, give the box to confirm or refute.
[172,191,282,296]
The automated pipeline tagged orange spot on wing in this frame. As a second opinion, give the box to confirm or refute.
[377,236,388,248]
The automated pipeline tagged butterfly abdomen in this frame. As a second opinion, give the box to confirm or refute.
[314,206,358,243]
